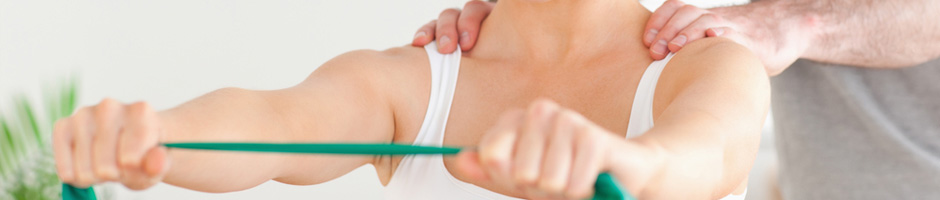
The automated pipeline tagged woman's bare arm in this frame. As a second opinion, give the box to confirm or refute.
[615,37,770,199]
[54,49,413,192]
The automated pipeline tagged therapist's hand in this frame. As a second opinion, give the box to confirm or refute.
[412,0,494,54]
[644,0,820,75]
[455,99,649,199]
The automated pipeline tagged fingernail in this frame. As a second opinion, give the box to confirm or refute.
[460,32,470,46]
[413,31,426,40]
[644,29,658,44]
[652,39,668,55]
[439,35,451,49]
[670,35,688,47]
[712,28,725,36]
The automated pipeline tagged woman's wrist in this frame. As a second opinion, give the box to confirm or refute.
[604,135,667,198]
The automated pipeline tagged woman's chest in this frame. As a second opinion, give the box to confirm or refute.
[435,65,644,197]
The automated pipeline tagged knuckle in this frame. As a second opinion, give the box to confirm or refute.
[75,107,93,117]
[127,101,152,117]
[702,13,722,23]
[99,97,118,105]
[678,4,700,13]
[528,99,557,117]
[95,98,121,114]
[440,8,460,18]
[94,101,120,118]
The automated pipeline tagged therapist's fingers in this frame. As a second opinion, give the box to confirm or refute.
[706,27,744,41]
[435,8,462,54]
[644,0,686,46]
[650,4,709,60]
[668,13,729,52]
[412,20,438,47]
[456,0,495,51]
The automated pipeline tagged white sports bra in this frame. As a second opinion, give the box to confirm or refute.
[384,42,745,200]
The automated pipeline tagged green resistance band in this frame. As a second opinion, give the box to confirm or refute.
[63,143,636,200]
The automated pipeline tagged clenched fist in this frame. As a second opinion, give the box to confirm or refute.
[456,99,648,199]
[53,98,169,190]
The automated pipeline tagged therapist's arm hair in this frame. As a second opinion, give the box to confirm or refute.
[721,0,940,68]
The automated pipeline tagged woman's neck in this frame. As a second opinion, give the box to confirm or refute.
[470,0,651,65]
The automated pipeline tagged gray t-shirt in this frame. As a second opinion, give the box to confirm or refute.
[771,58,940,199]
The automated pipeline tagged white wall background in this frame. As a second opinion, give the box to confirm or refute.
[1,0,767,199]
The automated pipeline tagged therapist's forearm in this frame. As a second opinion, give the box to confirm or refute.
[716,0,940,68]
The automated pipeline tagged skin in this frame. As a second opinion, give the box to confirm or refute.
[419,0,940,75]
[54,0,768,199]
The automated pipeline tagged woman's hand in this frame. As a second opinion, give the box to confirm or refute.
[455,99,649,200]
[53,98,169,190]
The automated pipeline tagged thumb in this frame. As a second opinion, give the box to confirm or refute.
[143,146,169,177]
[455,150,489,182]
[706,27,750,47]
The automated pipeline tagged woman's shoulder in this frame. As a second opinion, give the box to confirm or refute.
[655,37,767,90]
[317,45,430,76]
[310,45,431,89]
[307,44,433,124]
[652,37,770,113]
[666,37,764,75]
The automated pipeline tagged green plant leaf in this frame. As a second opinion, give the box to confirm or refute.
[17,97,44,145]
[67,77,78,117]
[1,116,12,179]
[1,76,80,199]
